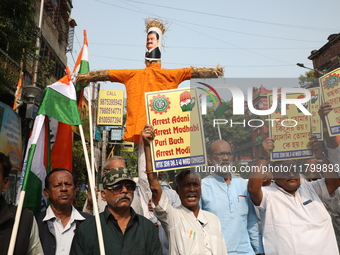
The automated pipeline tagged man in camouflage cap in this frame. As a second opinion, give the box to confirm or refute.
[101,167,134,188]
[71,167,162,254]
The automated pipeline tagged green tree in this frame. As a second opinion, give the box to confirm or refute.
[72,140,89,211]
[0,0,37,91]
[202,100,251,147]
[119,143,138,177]
[298,70,316,88]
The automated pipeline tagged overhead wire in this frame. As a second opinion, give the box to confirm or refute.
[97,0,312,65]
[86,0,323,68]
[122,0,336,32]
[89,42,315,50]
[95,0,325,43]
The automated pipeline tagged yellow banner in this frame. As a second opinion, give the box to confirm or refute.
[145,87,206,171]
[319,67,340,136]
[97,90,124,126]
[308,87,323,141]
[269,93,313,161]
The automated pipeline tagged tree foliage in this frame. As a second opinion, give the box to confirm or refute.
[0,0,36,61]
[298,70,316,88]
[0,0,37,92]
[121,148,138,177]
[202,100,251,147]
[72,140,88,211]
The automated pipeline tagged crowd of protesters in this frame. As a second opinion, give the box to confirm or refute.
[1,101,339,255]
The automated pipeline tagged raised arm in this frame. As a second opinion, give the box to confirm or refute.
[308,136,340,194]
[142,124,162,206]
[248,138,275,206]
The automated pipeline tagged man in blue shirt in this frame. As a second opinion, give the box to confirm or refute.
[200,139,264,255]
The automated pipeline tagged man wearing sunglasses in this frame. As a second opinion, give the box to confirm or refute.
[200,140,264,255]
[83,156,142,215]
[70,167,162,254]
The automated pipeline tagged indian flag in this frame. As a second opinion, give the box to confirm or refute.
[17,68,81,213]
[37,71,81,124]
[12,72,23,111]
[73,30,89,108]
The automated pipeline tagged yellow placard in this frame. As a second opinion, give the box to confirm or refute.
[269,93,313,161]
[308,87,323,141]
[319,67,340,136]
[97,90,124,125]
[145,87,207,171]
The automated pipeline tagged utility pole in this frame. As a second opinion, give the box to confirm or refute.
[32,0,45,86]
[101,129,107,179]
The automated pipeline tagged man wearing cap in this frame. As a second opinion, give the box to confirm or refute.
[70,167,162,255]
[83,156,142,215]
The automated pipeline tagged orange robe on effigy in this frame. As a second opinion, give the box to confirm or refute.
[108,62,192,143]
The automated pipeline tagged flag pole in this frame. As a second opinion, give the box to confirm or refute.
[7,190,25,255]
[79,124,105,255]
[217,123,222,140]
[8,114,45,255]
[87,84,96,184]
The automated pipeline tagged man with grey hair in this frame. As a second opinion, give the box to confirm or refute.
[143,124,227,254]
[70,167,162,254]
[83,156,142,215]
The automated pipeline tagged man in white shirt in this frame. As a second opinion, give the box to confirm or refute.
[143,124,228,255]
[248,137,340,255]
[36,168,90,255]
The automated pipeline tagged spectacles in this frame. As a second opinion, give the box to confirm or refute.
[105,183,136,193]
[212,152,233,158]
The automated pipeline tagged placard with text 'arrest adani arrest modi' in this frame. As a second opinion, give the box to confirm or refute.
[145,87,206,172]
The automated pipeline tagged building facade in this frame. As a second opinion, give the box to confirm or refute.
[308,33,340,78]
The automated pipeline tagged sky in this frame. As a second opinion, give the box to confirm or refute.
[67,0,340,93]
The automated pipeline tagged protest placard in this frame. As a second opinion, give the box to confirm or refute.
[308,87,323,141]
[268,93,313,161]
[145,87,206,171]
[319,67,340,136]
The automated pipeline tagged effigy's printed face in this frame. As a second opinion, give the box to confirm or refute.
[145,27,162,60]
[146,33,159,51]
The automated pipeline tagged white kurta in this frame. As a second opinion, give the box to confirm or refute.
[153,192,228,255]
[258,179,339,255]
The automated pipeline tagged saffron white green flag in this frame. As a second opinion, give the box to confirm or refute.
[17,70,81,213]
[37,72,81,125]
[73,30,89,106]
